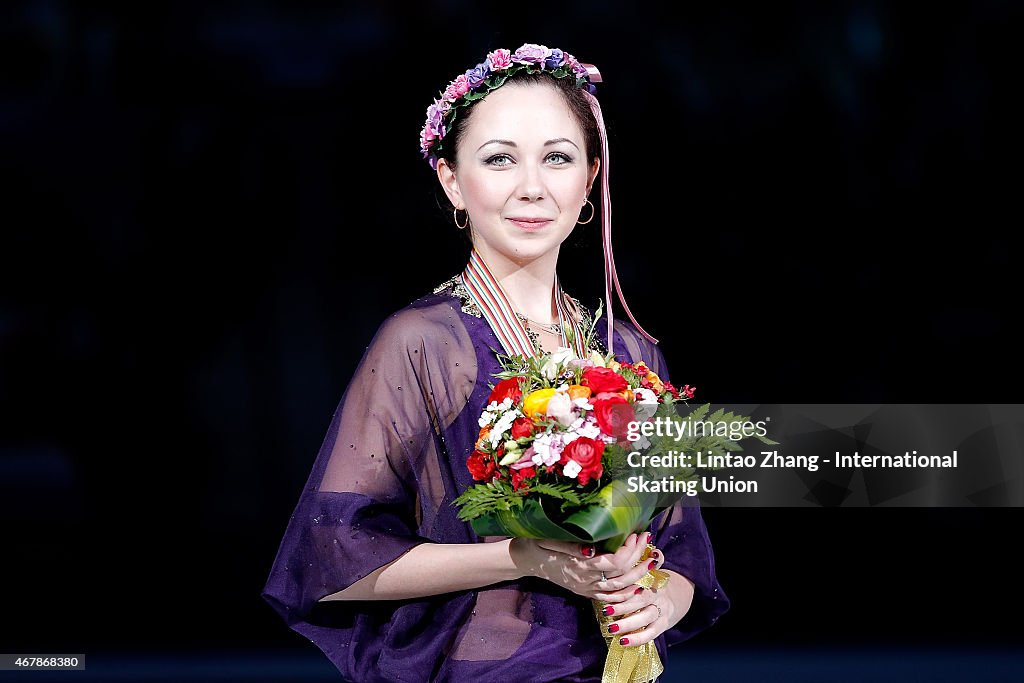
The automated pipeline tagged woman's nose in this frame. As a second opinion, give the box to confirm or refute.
[515,162,546,201]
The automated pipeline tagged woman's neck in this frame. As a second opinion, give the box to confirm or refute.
[473,245,561,325]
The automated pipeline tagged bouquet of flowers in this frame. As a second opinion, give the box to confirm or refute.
[453,308,774,682]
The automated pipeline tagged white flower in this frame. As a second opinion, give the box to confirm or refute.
[588,349,607,367]
[488,409,521,449]
[577,421,603,440]
[572,397,594,411]
[540,347,577,380]
[478,411,497,428]
[551,346,576,363]
[545,392,575,427]
[486,397,513,413]
[563,460,582,478]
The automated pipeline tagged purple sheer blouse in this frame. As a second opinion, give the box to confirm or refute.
[261,275,730,682]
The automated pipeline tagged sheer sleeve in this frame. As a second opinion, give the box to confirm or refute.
[260,302,477,632]
[615,323,732,646]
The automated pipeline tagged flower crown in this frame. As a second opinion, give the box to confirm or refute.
[419,43,597,171]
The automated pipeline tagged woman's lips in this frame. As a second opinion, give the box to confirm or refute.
[507,218,553,231]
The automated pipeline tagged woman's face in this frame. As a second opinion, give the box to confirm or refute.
[437,82,600,266]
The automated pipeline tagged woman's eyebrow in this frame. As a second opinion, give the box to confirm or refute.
[477,138,580,152]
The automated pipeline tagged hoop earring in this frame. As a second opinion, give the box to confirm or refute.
[453,207,469,229]
[577,198,595,225]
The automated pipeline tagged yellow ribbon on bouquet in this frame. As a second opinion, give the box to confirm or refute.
[591,543,671,683]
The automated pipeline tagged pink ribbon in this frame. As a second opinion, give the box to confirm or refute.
[580,63,659,356]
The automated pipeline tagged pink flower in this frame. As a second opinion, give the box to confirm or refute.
[510,447,536,470]
[443,73,470,102]
[563,53,588,79]
[512,43,553,64]
[487,48,512,71]
[419,128,436,153]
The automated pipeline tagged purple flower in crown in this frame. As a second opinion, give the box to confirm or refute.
[425,102,446,137]
[487,48,512,71]
[545,49,566,70]
[512,43,553,65]
[466,62,489,88]
[443,73,471,103]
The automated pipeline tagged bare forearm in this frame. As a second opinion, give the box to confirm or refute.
[319,540,524,601]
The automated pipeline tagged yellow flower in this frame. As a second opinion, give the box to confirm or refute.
[522,388,557,418]
[608,360,621,372]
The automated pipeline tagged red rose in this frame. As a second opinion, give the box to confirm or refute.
[511,416,535,439]
[511,466,537,491]
[562,437,605,485]
[581,367,628,394]
[592,394,634,439]
[467,450,497,481]
[488,377,523,405]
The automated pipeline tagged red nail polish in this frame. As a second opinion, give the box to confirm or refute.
[608,623,619,633]
[645,532,651,544]
[603,605,615,616]
[620,637,630,646]
[634,587,644,595]
[648,560,657,570]
[581,545,594,557]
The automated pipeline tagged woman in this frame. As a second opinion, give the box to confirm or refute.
[261,43,729,682]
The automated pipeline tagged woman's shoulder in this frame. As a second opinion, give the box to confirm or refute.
[368,276,478,350]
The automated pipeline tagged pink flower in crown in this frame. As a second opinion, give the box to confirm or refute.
[512,43,553,65]
[420,125,437,153]
[442,73,471,103]
[486,48,512,71]
[563,53,589,80]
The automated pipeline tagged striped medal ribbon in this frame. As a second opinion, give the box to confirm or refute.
[460,248,587,360]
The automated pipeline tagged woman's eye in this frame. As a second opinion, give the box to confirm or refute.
[485,154,512,166]
[548,152,572,164]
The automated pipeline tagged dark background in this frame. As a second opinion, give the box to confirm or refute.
[2,1,1022,681]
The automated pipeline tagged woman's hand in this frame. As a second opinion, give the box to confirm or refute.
[509,532,656,601]
[510,532,695,647]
